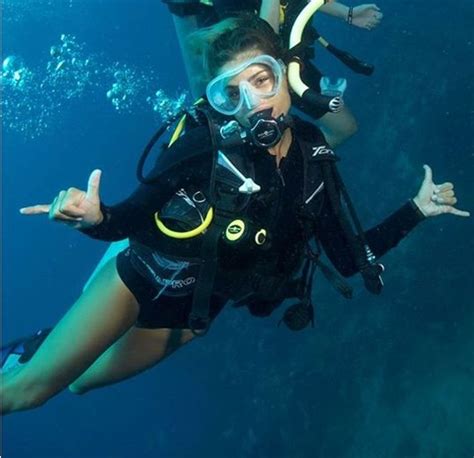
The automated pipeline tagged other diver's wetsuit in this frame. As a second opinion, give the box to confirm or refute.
[163,0,259,21]
[83,118,425,328]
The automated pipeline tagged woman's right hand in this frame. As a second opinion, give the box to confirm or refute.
[20,169,104,229]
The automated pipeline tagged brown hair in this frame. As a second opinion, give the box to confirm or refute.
[189,13,285,81]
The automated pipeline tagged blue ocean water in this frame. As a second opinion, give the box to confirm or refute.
[2,1,473,457]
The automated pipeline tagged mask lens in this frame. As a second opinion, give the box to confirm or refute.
[247,64,277,95]
[206,55,283,115]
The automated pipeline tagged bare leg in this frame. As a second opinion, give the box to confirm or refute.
[69,327,195,394]
[318,105,358,149]
[0,258,139,415]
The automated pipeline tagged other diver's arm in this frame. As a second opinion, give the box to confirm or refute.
[318,106,358,149]
[320,2,383,30]
[320,1,347,18]
[260,1,383,32]
[319,1,350,21]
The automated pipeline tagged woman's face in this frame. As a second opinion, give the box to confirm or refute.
[217,50,291,127]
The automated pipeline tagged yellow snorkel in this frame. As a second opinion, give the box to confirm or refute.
[287,0,343,115]
[288,0,326,95]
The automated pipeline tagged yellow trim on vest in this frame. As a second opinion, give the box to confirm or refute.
[169,114,187,146]
[168,97,206,146]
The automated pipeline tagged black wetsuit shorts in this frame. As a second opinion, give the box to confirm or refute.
[116,247,226,329]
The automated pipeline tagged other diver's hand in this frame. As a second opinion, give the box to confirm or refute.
[352,4,383,30]
[412,165,470,218]
[19,169,104,229]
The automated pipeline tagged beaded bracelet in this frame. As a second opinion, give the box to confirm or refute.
[347,6,354,25]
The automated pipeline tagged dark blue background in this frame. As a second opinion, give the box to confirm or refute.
[2,1,473,457]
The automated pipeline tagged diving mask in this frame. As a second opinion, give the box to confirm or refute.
[206,54,285,116]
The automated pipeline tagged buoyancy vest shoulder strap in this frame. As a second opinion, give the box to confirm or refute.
[295,126,385,295]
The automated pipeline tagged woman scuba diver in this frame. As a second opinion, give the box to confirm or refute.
[1,12,469,415]
[78,0,384,291]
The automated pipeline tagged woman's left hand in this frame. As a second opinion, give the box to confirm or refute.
[413,165,470,218]
[352,4,383,30]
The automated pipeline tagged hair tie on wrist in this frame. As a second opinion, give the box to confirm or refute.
[347,6,354,25]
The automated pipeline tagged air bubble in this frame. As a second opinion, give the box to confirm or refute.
[2,34,188,139]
